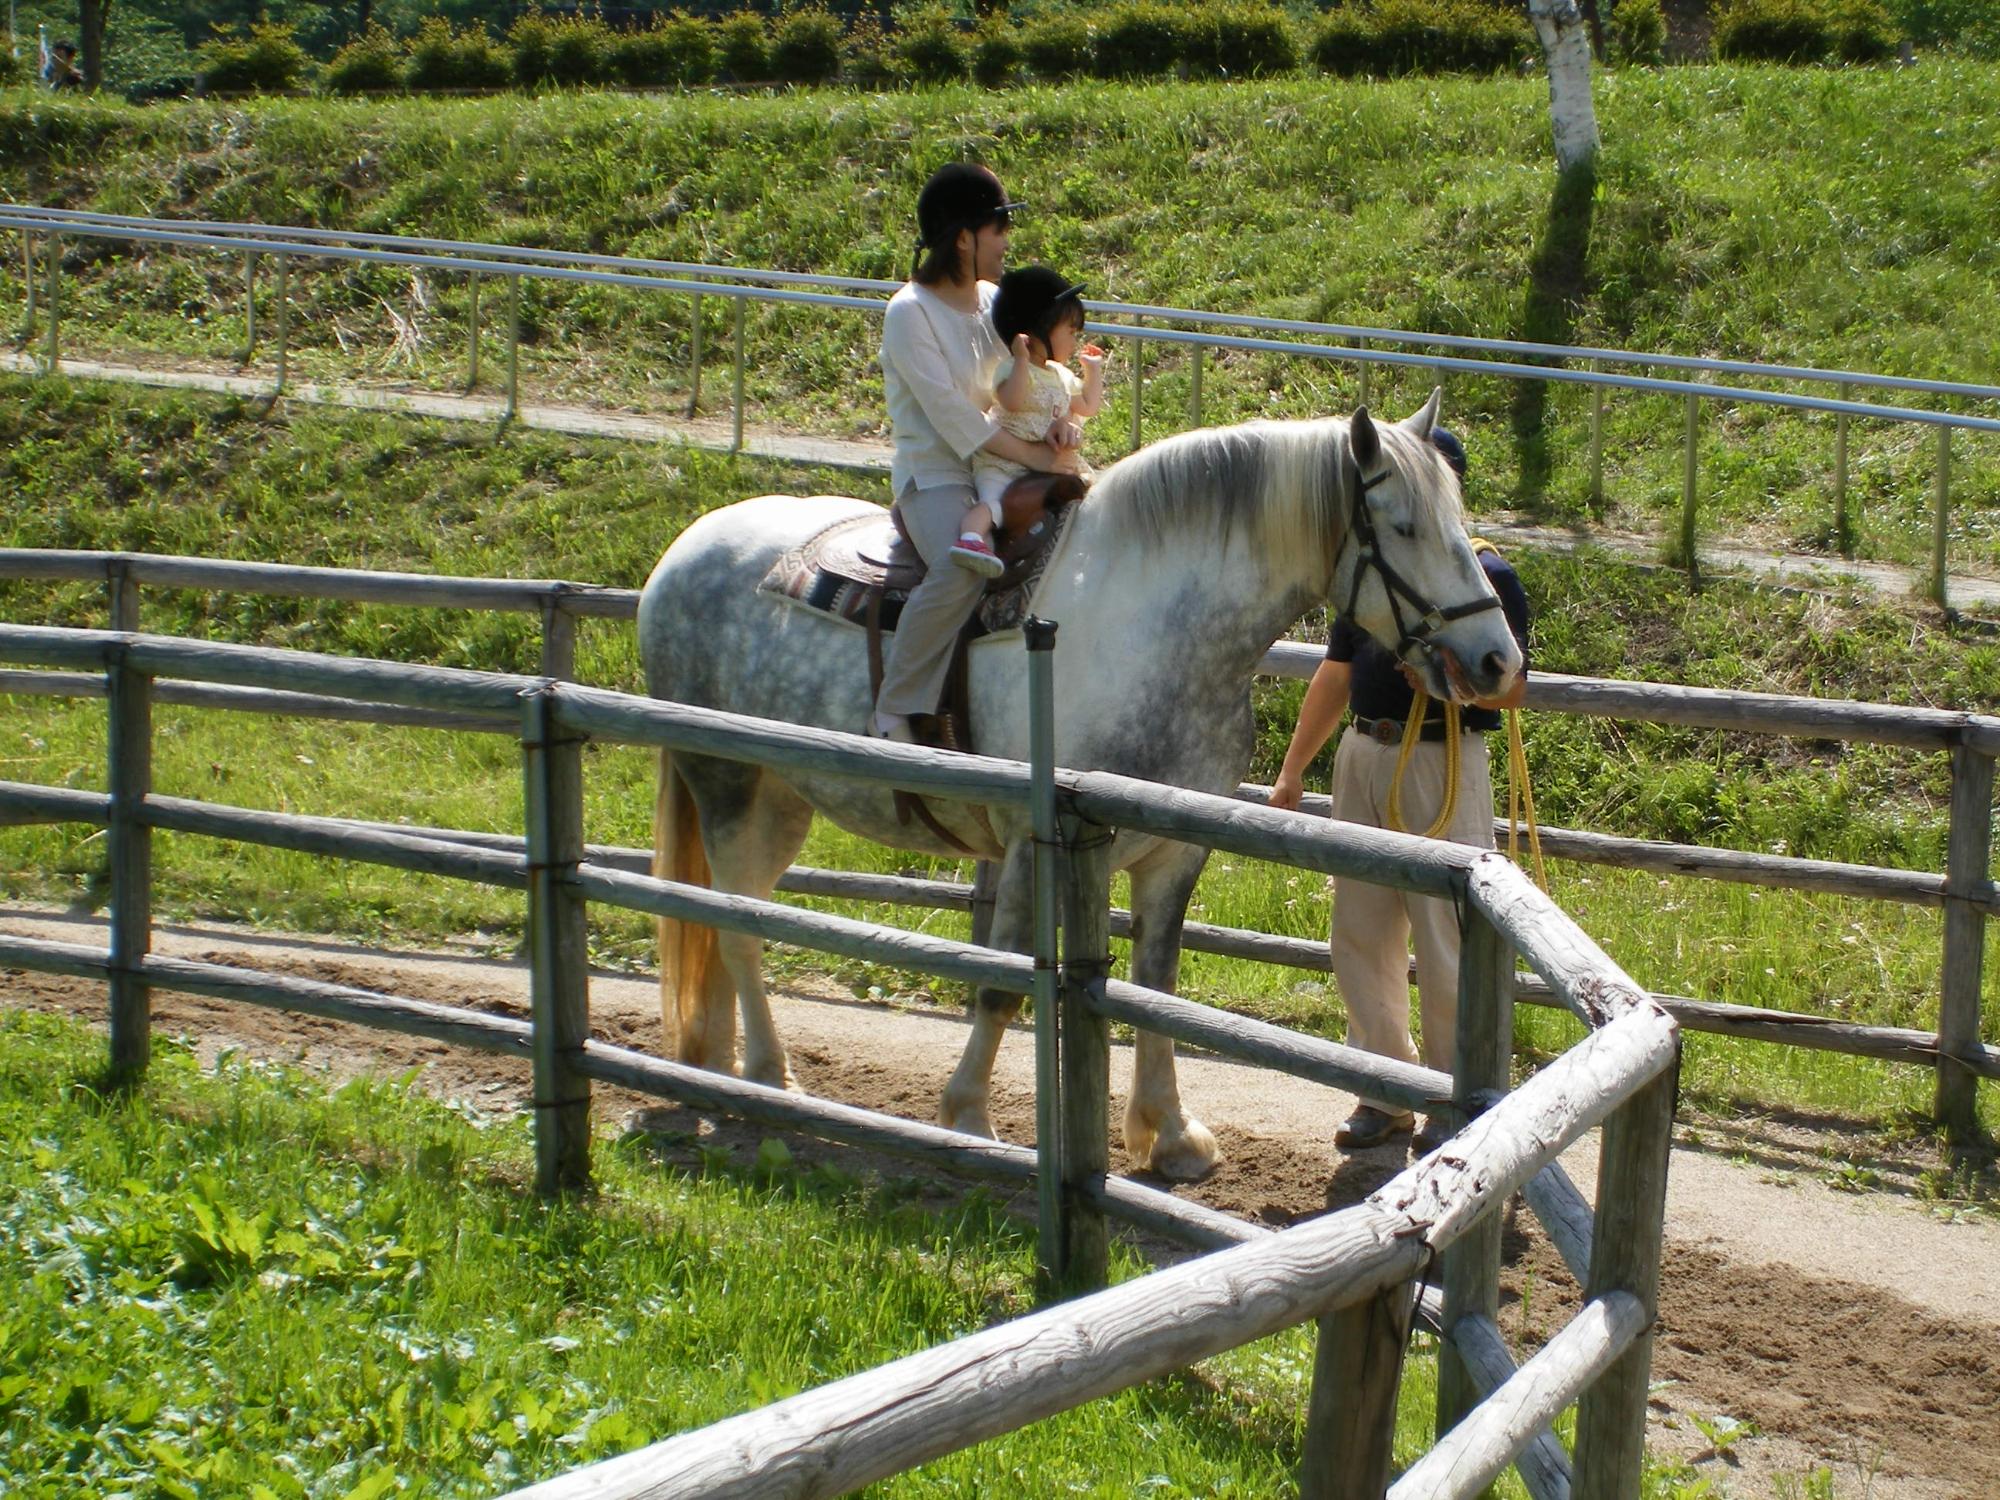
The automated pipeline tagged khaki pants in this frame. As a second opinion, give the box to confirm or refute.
[1327,725,1495,1110]
[876,481,986,720]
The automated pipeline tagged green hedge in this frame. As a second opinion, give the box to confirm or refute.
[189,0,1919,100]
[1713,0,1898,62]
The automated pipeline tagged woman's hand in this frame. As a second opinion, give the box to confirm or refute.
[1046,417,1084,452]
[1041,435,1083,474]
[1270,768,1305,811]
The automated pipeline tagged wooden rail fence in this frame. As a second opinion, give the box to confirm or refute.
[4,547,1994,1144]
[0,619,1678,1499]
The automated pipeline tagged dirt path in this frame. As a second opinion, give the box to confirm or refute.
[5,906,1997,1498]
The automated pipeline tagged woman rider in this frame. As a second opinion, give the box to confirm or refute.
[869,163,1081,742]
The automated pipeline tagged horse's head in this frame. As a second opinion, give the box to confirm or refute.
[1330,390,1524,705]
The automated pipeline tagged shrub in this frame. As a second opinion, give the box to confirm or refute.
[1182,2,1300,77]
[898,7,969,83]
[1312,0,1531,76]
[0,36,24,85]
[611,15,715,87]
[1020,14,1093,77]
[717,11,769,81]
[1606,0,1667,63]
[843,15,899,86]
[1091,3,1185,78]
[1896,0,2000,56]
[1712,0,1835,58]
[1831,0,1898,60]
[548,15,613,85]
[770,7,843,84]
[324,25,402,94]
[405,18,509,92]
[970,15,1025,86]
[197,23,309,94]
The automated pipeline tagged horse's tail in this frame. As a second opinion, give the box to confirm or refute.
[653,749,717,1063]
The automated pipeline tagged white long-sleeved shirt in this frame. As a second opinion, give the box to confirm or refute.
[880,280,1003,498]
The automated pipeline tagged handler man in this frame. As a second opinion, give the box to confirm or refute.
[1269,427,1530,1154]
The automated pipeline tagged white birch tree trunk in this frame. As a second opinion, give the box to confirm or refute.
[1529,0,1601,171]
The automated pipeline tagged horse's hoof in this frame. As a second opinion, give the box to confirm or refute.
[743,1056,794,1090]
[1143,1118,1222,1181]
[938,1098,997,1141]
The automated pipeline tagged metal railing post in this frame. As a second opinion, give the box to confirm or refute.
[1679,390,1700,585]
[505,274,521,422]
[1571,1047,1679,1498]
[241,251,259,362]
[1833,379,1852,555]
[1930,426,1951,609]
[521,683,592,1195]
[1437,899,1514,1436]
[1589,359,1605,510]
[466,271,481,391]
[106,641,153,1079]
[1189,343,1203,428]
[20,230,35,338]
[1937,742,1994,1152]
[686,290,704,418]
[273,252,289,394]
[1059,817,1112,1294]
[731,295,745,453]
[43,232,59,375]
[1357,337,1371,408]
[1025,617,1066,1289]
[1128,324,1144,453]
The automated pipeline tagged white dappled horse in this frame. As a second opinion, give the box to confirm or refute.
[638,391,1521,1179]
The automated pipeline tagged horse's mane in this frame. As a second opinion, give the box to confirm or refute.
[1084,416,1464,560]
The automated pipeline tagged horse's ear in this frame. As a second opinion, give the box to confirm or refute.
[1350,406,1380,471]
[1402,386,1443,437]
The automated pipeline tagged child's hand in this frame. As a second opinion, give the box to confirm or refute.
[1012,333,1033,362]
[1078,343,1109,374]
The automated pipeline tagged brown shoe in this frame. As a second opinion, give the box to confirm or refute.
[1412,1114,1453,1156]
[1335,1105,1415,1150]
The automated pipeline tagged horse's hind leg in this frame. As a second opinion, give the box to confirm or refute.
[940,841,1033,1140]
[1124,840,1221,1180]
[686,758,814,1088]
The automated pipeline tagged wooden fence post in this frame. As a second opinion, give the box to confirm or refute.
[1301,1279,1418,1500]
[1437,897,1515,1438]
[106,641,153,1078]
[1938,740,1994,1152]
[539,596,576,682]
[1059,819,1113,1294]
[1570,1045,1679,1498]
[522,683,591,1195]
[1024,618,1066,1287]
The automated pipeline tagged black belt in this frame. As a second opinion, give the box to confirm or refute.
[1353,714,1475,745]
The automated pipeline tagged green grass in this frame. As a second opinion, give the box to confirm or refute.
[0,1004,1489,1497]
[2,373,1997,1145]
[3,68,2000,566]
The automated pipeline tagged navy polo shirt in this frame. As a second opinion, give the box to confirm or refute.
[1325,549,1530,733]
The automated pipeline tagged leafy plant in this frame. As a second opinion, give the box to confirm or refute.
[717,11,770,83]
[196,23,309,95]
[770,7,844,86]
[1020,13,1093,77]
[611,15,716,88]
[1092,3,1187,78]
[405,18,510,94]
[1608,0,1669,64]
[843,15,899,86]
[323,25,404,96]
[1714,0,1895,61]
[970,15,1026,87]
[897,7,970,84]
[1182,3,1302,77]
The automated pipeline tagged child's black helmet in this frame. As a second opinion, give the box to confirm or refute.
[992,266,1088,348]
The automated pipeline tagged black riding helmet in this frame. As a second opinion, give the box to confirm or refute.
[914,163,1023,253]
[992,265,1088,349]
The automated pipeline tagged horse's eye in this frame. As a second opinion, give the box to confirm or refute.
[1393,522,1417,541]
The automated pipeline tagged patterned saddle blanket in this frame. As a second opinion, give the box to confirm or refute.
[758,495,1074,638]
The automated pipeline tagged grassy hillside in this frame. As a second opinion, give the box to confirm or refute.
[3,67,1999,567]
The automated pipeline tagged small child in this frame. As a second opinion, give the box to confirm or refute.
[953,266,1108,578]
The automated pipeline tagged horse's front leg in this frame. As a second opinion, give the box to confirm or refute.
[1125,840,1222,1180]
[939,842,1033,1140]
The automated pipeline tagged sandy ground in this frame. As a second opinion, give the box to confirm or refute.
[4,904,1997,1499]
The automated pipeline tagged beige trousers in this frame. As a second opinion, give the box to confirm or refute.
[1327,725,1495,1111]
[876,481,986,719]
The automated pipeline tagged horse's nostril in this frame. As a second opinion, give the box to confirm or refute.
[1481,651,1509,689]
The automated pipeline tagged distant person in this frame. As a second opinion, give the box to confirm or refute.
[949,265,1109,578]
[44,40,84,89]
[870,163,1080,743]
[1270,426,1531,1155]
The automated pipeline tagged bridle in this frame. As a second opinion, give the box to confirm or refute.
[1335,451,1502,673]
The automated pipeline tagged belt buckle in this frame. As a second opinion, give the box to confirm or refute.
[1369,717,1399,745]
